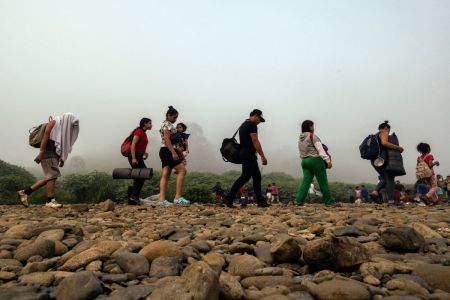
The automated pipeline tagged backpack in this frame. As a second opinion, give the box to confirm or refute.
[385,133,406,176]
[359,134,380,160]
[121,129,138,157]
[416,155,433,180]
[29,117,52,148]
[220,126,241,164]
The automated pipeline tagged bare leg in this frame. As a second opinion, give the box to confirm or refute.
[31,179,48,191]
[173,164,186,199]
[46,180,56,198]
[159,167,171,201]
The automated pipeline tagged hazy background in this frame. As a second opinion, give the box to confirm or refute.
[1,0,449,183]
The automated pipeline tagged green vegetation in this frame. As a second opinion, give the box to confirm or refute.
[0,159,381,204]
[0,159,43,204]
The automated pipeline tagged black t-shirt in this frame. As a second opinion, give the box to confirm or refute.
[239,120,258,153]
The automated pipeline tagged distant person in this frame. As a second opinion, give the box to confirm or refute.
[265,184,272,203]
[416,142,440,204]
[394,180,405,205]
[369,121,404,202]
[223,109,269,208]
[436,175,445,201]
[212,182,224,202]
[402,189,413,204]
[308,183,323,198]
[360,185,369,202]
[294,120,334,205]
[247,186,255,203]
[127,118,152,205]
[238,186,247,207]
[354,186,362,202]
[271,182,279,203]
[18,113,79,208]
[158,106,190,205]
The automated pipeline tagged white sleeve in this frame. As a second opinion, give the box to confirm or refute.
[312,136,330,162]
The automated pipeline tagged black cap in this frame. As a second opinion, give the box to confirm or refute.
[250,109,265,122]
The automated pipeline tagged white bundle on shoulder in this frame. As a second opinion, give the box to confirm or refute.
[49,112,79,162]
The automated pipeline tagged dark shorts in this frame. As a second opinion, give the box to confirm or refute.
[159,147,182,169]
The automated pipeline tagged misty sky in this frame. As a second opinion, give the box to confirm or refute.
[1,0,449,183]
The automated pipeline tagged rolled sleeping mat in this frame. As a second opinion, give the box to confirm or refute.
[112,168,153,180]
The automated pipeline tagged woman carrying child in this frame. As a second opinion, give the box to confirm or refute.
[158,106,190,205]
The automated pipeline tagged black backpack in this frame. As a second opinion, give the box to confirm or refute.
[220,126,241,164]
[359,134,380,160]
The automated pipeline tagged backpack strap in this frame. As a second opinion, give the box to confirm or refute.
[232,124,242,139]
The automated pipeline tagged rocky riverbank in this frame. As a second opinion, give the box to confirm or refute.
[0,201,449,300]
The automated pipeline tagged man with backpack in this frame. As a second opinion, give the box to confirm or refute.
[18,113,79,208]
[223,109,269,208]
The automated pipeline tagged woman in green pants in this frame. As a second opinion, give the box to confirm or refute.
[295,120,334,205]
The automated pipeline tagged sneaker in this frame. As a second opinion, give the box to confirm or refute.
[17,190,29,207]
[162,200,173,206]
[128,196,141,205]
[418,201,426,207]
[140,199,161,206]
[224,198,235,208]
[45,199,62,208]
[174,197,190,205]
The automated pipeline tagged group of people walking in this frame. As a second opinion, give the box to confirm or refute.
[17,108,447,208]
[124,106,191,205]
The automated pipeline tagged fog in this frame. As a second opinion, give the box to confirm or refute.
[1,1,449,183]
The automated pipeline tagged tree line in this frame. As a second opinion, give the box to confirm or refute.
[0,159,388,204]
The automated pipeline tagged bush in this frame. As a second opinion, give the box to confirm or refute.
[0,159,39,204]
[58,171,124,203]
[0,158,395,205]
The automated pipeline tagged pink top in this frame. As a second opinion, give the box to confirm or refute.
[271,186,279,195]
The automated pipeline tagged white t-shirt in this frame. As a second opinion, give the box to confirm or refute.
[159,120,178,148]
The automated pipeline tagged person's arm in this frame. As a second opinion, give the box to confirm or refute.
[184,139,189,153]
[426,156,439,168]
[34,120,56,164]
[131,133,140,165]
[379,131,403,152]
[311,135,332,168]
[250,133,267,165]
[163,130,179,160]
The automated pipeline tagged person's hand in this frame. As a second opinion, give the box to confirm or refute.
[59,160,65,167]
[172,151,179,161]
[326,161,333,169]
[398,146,404,153]
[143,152,149,160]
[132,158,138,166]
[261,156,268,166]
[435,161,440,166]
[34,152,44,164]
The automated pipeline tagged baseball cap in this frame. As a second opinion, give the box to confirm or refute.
[250,109,265,122]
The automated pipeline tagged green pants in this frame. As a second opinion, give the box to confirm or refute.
[295,157,334,205]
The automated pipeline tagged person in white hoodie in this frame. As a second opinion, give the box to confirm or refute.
[294,120,334,205]
[18,113,79,208]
